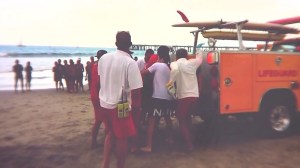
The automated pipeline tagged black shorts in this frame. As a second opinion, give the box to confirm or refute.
[150,98,174,117]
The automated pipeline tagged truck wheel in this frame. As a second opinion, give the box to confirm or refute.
[261,100,295,137]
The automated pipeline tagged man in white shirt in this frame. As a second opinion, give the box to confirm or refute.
[140,45,174,152]
[169,48,203,151]
[98,31,143,168]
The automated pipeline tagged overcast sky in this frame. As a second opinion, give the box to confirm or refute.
[0,0,299,47]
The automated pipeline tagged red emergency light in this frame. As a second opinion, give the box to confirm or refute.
[207,51,219,64]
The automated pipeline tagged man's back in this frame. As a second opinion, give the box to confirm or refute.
[98,50,143,109]
[171,58,201,99]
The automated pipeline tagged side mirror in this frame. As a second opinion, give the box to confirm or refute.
[208,38,217,47]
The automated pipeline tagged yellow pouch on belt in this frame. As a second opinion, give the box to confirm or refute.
[117,102,130,119]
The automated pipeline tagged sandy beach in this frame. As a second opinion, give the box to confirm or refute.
[1,88,300,168]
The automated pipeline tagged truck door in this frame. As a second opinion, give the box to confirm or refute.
[219,52,253,114]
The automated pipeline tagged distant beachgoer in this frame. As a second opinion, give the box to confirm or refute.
[68,59,76,93]
[134,56,138,61]
[90,50,107,148]
[62,60,70,92]
[168,48,203,151]
[25,61,33,91]
[13,59,24,93]
[57,59,64,91]
[85,61,91,90]
[98,31,142,168]
[52,61,60,91]
[75,59,84,92]
[140,45,173,153]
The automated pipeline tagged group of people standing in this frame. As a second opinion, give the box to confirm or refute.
[89,31,203,168]
[13,59,33,93]
[52,58,85,93]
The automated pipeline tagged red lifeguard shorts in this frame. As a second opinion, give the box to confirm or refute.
[176,97,198,119]
[91,99,103,122]
[100,106,136,138]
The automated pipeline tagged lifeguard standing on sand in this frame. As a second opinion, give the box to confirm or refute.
[90,49,107,148]
[98,31,143,168]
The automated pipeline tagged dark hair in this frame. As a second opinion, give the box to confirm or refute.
[96,50,108,59]
[157,45,170,65]
[145,49,154,55]
[145,49,154,62]
[176,48,188,59]
[115,31,132,50]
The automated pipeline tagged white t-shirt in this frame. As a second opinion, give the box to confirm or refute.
[98,50,143,109]
[136,59,145,71]
[148,62,173,100]
[170,52,203,99]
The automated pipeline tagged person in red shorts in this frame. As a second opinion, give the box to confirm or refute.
[90,49,107,148]
[98,31,143,168]
[169,48,203,151]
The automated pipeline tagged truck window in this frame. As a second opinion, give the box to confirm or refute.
[271,44,300,53]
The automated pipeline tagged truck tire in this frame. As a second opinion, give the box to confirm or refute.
[261,99,295,137]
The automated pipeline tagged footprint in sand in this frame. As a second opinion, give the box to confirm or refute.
[4,135,15,141]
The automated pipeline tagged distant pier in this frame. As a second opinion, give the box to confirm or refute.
[131,44,256,53]
[131,44,193,53]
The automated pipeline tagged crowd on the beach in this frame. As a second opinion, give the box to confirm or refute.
[13,31,203,168]
[52,58,87,93]
[88,31,203,168]
[13,56,94,93]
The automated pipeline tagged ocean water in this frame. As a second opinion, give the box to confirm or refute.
[0,45,146,91]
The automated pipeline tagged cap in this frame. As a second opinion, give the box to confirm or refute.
[95,50,108,58]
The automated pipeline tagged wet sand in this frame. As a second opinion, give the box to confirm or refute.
[1,88,300,168]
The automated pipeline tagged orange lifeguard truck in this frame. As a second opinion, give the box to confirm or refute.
[173,17,300,136]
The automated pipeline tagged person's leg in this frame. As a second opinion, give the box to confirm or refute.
[177,98,194,151]
[91,120,102,148]
[59,79,64,90]
[55,81,58,91]
[115,137,128,168]
[26,80,28,91]
[21,78,24,92]
[80,77,84,92]
[102,130,113,168]
[164,115,174,145]
[101,108,112,168]
[130,107,141,152]
[65,79,69,92]
[14,78,18,93]
[178,115,193,150]
[140,116,156,152]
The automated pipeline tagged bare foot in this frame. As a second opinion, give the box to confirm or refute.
[140,147,152,153]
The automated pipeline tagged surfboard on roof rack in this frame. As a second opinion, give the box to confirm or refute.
[172,21,300,34]
[202,31,286,41]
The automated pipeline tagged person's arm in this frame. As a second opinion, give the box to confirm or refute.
[195,51,204,65]
[131,88,142,109]
[168,62,179,85]
[140,68,150,76]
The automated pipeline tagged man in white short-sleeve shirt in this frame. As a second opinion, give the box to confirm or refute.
[98,31,143,168]
[98,50,143,109]
[169,49,203,99]
[169,48,203,151]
